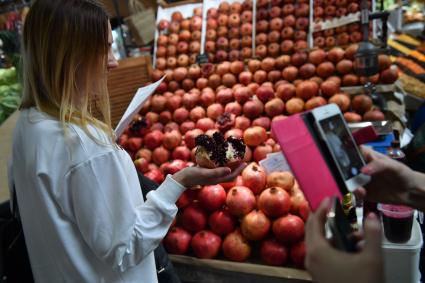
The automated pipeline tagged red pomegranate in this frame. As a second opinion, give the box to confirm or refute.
[144,130,164,150]
[198,185,227,211]
[266,171,295,191]
[242,163,267,194]
[273,214,305,244]
[176,189,198,209]
[172,146,191,161]
[260,238,289,266]
[253,144,273,162]
[181,203,208,233]
[243,126,267,147]
[191,230,222,259]
[208,209,236,236]
[164,227,192,255]
[152,147,170,166]
[226,186,256,217]
[290,241,306,268]
[162,130,182,150]
[222,229,251,262]
[258,187,291,218]
[144,169,164,184]
[240,210,271,241]
[160,159,187,175]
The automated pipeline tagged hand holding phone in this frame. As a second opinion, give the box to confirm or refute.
[326,197,358,252]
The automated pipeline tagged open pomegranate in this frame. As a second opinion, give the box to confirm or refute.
[195,132,245,169]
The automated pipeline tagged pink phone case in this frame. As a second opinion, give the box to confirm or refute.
[271,113,342,211]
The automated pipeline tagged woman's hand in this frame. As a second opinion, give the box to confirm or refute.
[305,198,384,283]
[172,163,246,189]
[357,146,425,210]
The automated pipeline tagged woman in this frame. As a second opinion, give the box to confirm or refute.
[8,0,244,282]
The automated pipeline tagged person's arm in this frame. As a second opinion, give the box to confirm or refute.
[64,150,244,272]
[305,198,384,283]
[360,146,425,211]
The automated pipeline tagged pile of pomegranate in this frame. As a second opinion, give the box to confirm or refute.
[206,1,255,63]
[255,0,309,58]
[164,169,309,267]
[312,0,372,48]
[156,9,203,69]
[119,43,398,184]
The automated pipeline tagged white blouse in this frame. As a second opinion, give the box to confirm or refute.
[8,108,185,283]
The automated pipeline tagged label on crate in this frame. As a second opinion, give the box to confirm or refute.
[312,12,361,32]
[259,152,292,174]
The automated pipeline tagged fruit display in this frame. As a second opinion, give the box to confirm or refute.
[121,44,396,182]
[164,169,310,268]
[155,7,203,69]
[255,0,309,58]
[312,0,372,48]
[205,0,254,63]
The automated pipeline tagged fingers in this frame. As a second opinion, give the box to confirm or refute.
[209,163,247,184]
[306,197,331,246]
[362,213,382,255]
[353,187,366,201]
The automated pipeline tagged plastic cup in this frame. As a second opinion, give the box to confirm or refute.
[378,204,414,243]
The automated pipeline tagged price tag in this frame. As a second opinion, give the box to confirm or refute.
[196,53,209,65]
[259,152,292,174]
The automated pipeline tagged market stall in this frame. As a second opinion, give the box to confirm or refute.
[0,0,423,282]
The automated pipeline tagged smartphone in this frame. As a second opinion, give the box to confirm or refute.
[326,197,357,252]
[311,104,370,192]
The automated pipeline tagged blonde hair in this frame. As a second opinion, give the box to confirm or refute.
[20,0,115,143]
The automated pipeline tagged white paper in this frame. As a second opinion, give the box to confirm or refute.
[259,151,292,174]
[114,76,166,137]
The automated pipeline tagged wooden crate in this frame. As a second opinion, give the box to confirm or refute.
[157,0,202,8]
[170,255,312,283]
[107,55,152,128]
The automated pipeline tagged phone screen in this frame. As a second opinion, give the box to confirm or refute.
[319,114,365,181]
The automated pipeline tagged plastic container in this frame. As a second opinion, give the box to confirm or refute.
[382,219,423,283]
[378,204,414,243]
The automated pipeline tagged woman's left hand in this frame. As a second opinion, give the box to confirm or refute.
[172,163,246,188]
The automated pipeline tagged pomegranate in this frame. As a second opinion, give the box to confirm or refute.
[144,169,164,184]
[256,86,275,103]
[164,227,192,255]
[286,97,305,115]
[162,130,182,150]
[134,158,149,173]
[265,98,285,117]
[266,171,294,191]
[222,229,251,262]
[176,189,198,209]
[296,80,319,100]
[328,93,351,112]
[273,214,305,244]
[152,146,170,166]
[258,187,291,218]
[241,163,267,195]
[198,185,226,211]
[260,238,289,266]
[235,116,251,130]
[290,241,306,268]
[243,100,264,119]
[253,144,273,162]
[363,109,385,121]
[144,131,163,150]
[184,129,204,149]
[234,87,253,104]
[320,79,340,98]
[305,96,327,110]
[196,118,215,132]
[172,146,191,161]
[161,159,187,175]
[191,230,222,259]
[208,209,236,236]
[344,112,362,123]
[241,210,271,241]
[351,94,372,114]
[226,186,256,217]
[243,126,267,147]
[181,203,208,233]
